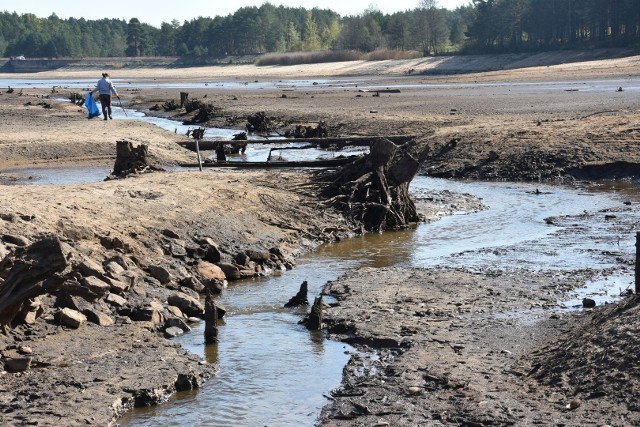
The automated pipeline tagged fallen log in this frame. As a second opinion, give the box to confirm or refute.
[179,156,360,169]
[176,135,416,152]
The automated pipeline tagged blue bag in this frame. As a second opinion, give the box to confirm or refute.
[85,91,100,119]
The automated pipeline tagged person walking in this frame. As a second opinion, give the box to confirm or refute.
[91,72,119,120]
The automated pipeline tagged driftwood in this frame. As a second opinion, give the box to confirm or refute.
[0,238,71,331]
[314,138,425,232]
[179,156,359,169]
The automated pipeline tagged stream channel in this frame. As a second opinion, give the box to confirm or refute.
[3,85,638,426]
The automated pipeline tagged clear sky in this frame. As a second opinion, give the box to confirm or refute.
[5,0,471,28]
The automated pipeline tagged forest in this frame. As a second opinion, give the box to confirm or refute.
[1,0,639,60]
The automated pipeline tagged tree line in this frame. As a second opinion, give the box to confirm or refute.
[1,0,639,60]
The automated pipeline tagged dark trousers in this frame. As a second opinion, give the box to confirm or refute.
[99,94,112,118]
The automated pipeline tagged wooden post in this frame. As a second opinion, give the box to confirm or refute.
[180,92,189,108]
[204,292,218,344]
[636,232,640,294]
[195,140,203,172]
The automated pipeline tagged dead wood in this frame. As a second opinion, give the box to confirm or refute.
[314,138,425,232]
[110,140,161,178]
[284,280,309,307]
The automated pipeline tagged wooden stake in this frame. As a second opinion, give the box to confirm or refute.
[636,232,640,294]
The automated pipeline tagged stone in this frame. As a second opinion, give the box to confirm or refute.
[165,317,192,332]
[82,276,111,295]
[148,265,172,284]
[583,298,596,308]
[167,305,184,318]
[200,238,221,263]
[5,357,32,373]
[78,259,106,278]
[167,292,204,318]
[198,261,226,281]
[104,261,126,277]
[107,277,130,295]
[85,310,115,326]
[162,229,181,239]
[59,308,87,329]
[2,234,31,247]
[245,249,271,264]
[171,243,187,258]
[234,251,250,266]
[62,224,95,241]
[105,293,128,307]
[135,306,164,324]
[216,262,241,281]
[180,276,205,293]
[164,326,185,338]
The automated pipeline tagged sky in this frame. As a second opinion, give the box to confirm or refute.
[5,0,471,28]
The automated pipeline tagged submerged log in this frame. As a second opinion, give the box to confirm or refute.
[284,281,309,308]
[314,138,426,232]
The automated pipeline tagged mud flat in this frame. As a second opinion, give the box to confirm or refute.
[0,51,639,426]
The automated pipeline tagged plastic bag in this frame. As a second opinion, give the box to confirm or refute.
[85,91,101,119]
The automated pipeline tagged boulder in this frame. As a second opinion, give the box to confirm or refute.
[164,326,185,338]
[85,310,115,327]
[167,292,204,318]
[198,261,226,281]
[165,317,192,332]
[104,261,126,277]
[78,259,106,278]
[234,252,250,267]
[59,308,87,329]
[180,276,205,293]
[5,356,32,373]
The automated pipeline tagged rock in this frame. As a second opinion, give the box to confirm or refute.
[167,292,204,318]
[204,279,224,295]
[2,234,31,247]
[199,237,222,263]
[164,326,185,338]
[582,298,596,308]
[234,251,250,266]
[107,277,130,295]
[61,224,95,241]
[5,356,32,373]
[85,310,115,326]
[134,306,164,324]
[162,229,181,239]
[148,265,172,284]
[78,259,106,278]
[566,400,581,410]
[216,262,241,281]
[59,308,87,329]
[165,317,192,332]
[171,243,187,258]
[167,305,184,318]
[180,276,205,293]
[245,249,271,264]
[198,261,226,281]
[407,386,422,395]
[104,261,126,277]
[81,276,111,295]
[105,293,128,307]
[0,213,18,222]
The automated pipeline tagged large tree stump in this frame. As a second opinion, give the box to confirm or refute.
[284,280,308,308]
[305,296,324,330]
[112,140,158,178]
[315,138,426,232]
[204,292,218,344]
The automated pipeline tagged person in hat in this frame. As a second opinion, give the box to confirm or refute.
[91,72,119,120]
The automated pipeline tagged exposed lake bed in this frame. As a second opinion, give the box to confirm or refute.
[1,53,640,426]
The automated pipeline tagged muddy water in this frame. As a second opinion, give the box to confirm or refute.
[116,176,640,427]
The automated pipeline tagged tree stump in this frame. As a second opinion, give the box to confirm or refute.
[305,296,324,330]
[112,140,155,178]
[284,280,309,308]
[314,138,426,232]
